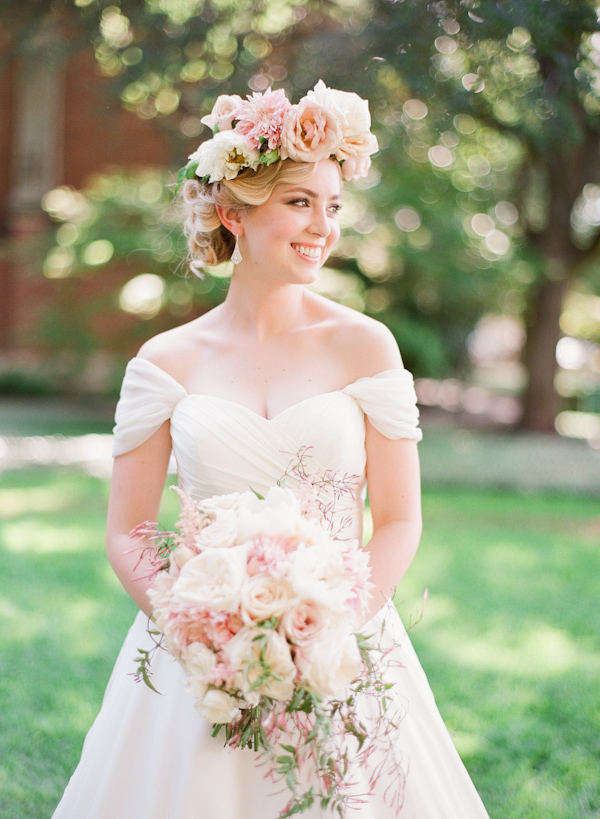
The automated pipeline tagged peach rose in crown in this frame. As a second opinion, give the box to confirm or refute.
[280,100,342,163]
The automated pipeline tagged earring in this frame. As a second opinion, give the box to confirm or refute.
[231,235,242,265]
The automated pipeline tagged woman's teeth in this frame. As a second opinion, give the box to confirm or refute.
[292,245,322,259]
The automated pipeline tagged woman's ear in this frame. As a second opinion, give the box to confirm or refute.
[216,205,244,236]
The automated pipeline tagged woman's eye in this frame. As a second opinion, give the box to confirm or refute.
[329,204,342,214]
[288,198,309,207]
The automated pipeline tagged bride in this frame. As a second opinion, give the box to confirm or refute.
[52,83,490,818]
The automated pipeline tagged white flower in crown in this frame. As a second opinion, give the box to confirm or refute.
[200,94,243,132]
[306,80,379,179]
[189,130,260,183]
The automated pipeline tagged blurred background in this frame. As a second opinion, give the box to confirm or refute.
[0,0,600,447]
[1,2,600,818]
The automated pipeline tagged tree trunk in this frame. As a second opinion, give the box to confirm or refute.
[519,276,570,432]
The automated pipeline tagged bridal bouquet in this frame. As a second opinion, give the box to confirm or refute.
[131,454,405,817]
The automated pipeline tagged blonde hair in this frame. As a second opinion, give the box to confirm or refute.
[181,159,321,271]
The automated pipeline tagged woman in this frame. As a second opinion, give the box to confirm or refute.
[52,84,490,818]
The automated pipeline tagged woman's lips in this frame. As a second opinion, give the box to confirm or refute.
[291,244,323,262]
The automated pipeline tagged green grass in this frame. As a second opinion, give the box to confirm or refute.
[0,471,598,819]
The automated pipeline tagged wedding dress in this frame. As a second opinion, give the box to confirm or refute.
[52,357,490,819]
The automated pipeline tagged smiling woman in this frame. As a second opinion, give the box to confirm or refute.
[51,82,490,819]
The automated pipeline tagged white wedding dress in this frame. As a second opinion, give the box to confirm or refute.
[52,357,490,819]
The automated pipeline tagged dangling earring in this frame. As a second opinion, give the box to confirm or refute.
[231,235,242,265]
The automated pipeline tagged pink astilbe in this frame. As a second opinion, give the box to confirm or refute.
[234,88,292,150]
[171,485,211,551]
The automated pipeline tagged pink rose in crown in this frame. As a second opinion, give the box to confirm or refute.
[280,100,342,163]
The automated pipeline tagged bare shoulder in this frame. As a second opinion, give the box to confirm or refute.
[136,310,219,382]
[309,295,403,378]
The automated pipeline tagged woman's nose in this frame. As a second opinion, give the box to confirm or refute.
[309,207,331,237]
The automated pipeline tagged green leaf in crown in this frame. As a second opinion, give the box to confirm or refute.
[174,160,200,195]
[259,149,280,166]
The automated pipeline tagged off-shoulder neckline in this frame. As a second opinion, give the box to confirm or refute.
[128,357,409,423]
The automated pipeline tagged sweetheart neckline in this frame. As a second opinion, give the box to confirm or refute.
[175,389,355,423]
[132,357,407,423]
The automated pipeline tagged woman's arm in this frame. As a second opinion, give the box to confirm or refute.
[363,419,423,621]
[106,420,172,618]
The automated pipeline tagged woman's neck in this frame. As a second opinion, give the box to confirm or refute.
[220,274,309,342]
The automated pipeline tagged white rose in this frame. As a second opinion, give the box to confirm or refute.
[222,627,260,677]
[195,688,241,724]
[200,94,243,132]
[224,629,296,702]
[183,642,217,699]
[241,575,292,623]
[172,544,197,569]
[173,545,247,612]
[289,544,355,614]
[198,492,242,514]
[260,631,296,701]
[190,131,260,183]
[147,570,175,613]
[195,520,238,551]
[236,485,303,541]
[306,80,372,139]
[296,632,363,699]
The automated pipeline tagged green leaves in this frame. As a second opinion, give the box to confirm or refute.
[174,160,200,196]
[133,646,162,694]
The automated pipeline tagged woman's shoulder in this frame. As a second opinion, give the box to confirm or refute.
[135,311,219,383]
[309,294,403,378]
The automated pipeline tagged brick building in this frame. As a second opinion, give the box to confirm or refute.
[0,45,177,389]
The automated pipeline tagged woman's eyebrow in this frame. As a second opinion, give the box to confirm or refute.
[284,187,341,201]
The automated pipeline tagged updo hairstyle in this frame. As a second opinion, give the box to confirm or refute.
[181,159,319,272]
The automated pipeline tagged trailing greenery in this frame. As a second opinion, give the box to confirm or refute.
[0,470,598,818]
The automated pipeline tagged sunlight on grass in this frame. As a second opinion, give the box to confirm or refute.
[2,520,100,554]
[1,472,599,819]
[0,487,73,518]
[0,597,46,641]
[431,622,589,676]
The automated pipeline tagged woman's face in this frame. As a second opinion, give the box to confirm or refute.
[239,158,342,284]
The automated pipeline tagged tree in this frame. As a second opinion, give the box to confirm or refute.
[288,0,600,430]
[4,0,600,428]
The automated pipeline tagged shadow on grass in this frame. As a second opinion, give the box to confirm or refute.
[0,473,599,819]
[396,487,600,819]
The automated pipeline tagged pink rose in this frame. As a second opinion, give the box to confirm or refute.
[339,154,372,181]
[200,94,243,132]
[280,100,342,163]
[280,600,326,646]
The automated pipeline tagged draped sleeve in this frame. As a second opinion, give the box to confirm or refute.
[112,358,188,457]
[342,369,422,441]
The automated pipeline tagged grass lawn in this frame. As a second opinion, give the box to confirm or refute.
[0,469,598,819]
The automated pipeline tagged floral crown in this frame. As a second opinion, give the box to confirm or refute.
[176,80,379,192]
